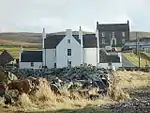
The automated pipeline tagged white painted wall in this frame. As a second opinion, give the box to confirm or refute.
[83,48,97,66]
[56,29,81,68]
[43,49,56,68]
[19,62,43,69]
[98,63,122,69]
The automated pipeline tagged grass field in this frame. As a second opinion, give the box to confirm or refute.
[123,52,150,67]
[0,46,40,58]
[0,39,40,47]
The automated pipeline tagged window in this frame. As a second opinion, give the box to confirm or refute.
[122,39,125,44]
[111,38,117,46]
[112,32,115,38]
[108,62,112,66]
[101,32,105,37]
[67,49,71,56]
[67,60,71,67]
[54,63,56,68]
[68,39,71,43]
[102,38,105,44]
[31,62,34,67]
[122,32,125,37]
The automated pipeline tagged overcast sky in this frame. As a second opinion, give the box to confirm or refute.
[0,0,149,33]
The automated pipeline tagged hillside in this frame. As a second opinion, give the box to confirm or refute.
[130,31,150,40]
[0,32,42,43]
[0,31,149,46]
[0,31,93,44]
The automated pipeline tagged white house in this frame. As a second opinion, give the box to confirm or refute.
[43,27,98,69]
[19,50,43,69]
[19,26,122,69]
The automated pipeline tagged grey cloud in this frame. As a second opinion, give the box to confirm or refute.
[0,0,149,32]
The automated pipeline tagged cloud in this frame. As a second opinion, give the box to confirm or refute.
[0,0,149,32]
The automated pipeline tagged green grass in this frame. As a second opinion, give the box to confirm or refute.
[0,46,40,58]
[0,107,112,113]
[123,52,150,67]
[24,107,112,113]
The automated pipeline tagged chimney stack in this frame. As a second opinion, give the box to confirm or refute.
[127,20,129,25]
[66,29,72,37]
[79,26,84,64]
[96,22,100,66]
[19,45,23,63]
[42,28,46,49]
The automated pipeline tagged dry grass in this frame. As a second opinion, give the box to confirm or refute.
[0,39,40,46]
[116,71,150,89]
[130,31,150,40]
[8,78,114,112]
[108,73,130,102]
[1,71,150,113]
[0,46,39,58]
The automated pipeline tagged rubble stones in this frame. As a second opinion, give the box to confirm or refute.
[108,99,150,113]
[0,66,112,106]
[105,87,150,113]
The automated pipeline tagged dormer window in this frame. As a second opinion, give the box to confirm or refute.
[68,39,71,43]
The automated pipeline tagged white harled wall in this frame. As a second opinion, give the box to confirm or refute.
[56,29,81,68]
[83,48,97,66]
[19,62,42,69]
[43,49,56,68]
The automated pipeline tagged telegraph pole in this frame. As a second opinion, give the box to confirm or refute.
[136,32,138,55]
[136,32,141,69]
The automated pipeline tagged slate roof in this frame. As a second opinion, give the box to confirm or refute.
[99,49,120,63]
[0,50,14,66]
[21,51,42,62]
[140,37,150,42]
[49,31,94,35]
[83,34,97,48]
[44,33,97,49]
[97,23,129,31]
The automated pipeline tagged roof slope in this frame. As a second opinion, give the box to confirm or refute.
[97,24,129,31]
[21,51,42,62]
[0,50,14,66]
[44,33,97,49]
[100,49,120,63]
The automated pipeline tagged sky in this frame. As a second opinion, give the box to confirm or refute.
[0,0,149,33]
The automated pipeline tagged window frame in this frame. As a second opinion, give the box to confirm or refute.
[31,62,34,67]
[67,49,71,56]
[67,60,71,67]
[68,39,71,43]
[54,63,56,68]
[101,32,105,37]
[102,38,105,44]
[112,32,115,38]
[122,32,125,37]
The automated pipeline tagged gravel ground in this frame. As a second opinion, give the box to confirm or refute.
[105,87,150,113]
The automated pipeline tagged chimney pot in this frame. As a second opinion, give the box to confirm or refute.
[66,29,72,37]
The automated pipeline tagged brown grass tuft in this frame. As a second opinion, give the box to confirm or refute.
[8,71,150,112]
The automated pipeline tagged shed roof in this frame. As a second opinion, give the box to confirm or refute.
[21,51,42,62]
[0,50,14,66]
